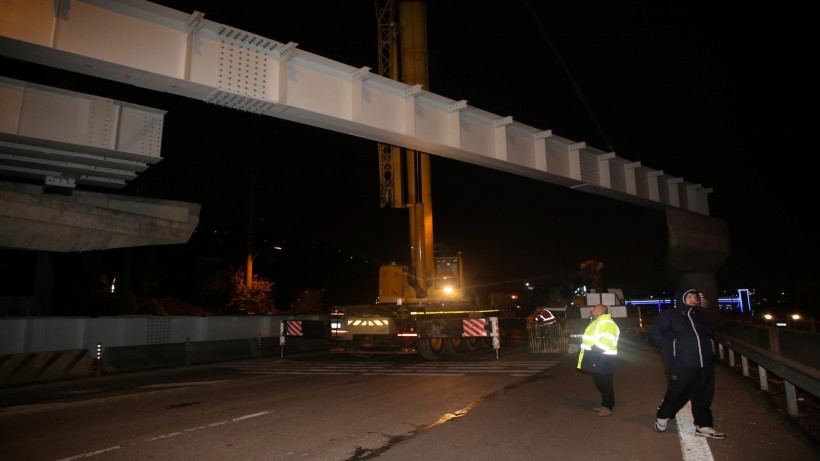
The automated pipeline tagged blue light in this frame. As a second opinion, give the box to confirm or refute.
[738,288,751,313]
[626,292,749,312]
[625,299,665,305]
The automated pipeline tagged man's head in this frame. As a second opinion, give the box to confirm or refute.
[682,289,700,307]
[674,288,703,310]
[592,304,608,318]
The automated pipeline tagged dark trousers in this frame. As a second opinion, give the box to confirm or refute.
[656,366,716,427]
[592,372,615,410]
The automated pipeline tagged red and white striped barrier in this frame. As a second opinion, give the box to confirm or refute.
[286,320,303,337]
[462,319,488,337]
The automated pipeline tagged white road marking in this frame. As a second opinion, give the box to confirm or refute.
[54,411,271,461]
[140,380,229,388]
[54,445,121,460]
[676,401,715,461]
[233,360,558,377]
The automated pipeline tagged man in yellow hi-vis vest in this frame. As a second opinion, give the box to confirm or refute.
[577,303,620,416]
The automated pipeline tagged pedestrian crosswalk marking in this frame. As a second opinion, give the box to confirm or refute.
[233,360,560,377]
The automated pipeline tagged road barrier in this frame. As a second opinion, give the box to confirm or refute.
[527,321,568,353]
[0,315,328,386]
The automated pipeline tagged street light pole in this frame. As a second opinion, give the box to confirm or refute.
[247,246,282,290]
[246,251,254,289]
[246,158,255,290]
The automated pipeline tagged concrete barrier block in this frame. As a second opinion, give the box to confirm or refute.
[0,349,94,386]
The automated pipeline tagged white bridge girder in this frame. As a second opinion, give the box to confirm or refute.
[0,0,711,215]
[0,76,164,190]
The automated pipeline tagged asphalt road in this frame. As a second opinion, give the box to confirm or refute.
[1,335,817,461]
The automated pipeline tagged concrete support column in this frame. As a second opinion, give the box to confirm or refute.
[665,207,730,322]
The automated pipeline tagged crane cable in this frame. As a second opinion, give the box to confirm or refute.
[520,0,615,153]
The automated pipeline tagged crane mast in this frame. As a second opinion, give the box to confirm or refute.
[329,1,499,359]
[376,0,401,208]
[376,1,436,301]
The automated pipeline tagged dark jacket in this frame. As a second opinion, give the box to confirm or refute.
[649,288,715,368]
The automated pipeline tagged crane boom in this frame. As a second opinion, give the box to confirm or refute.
[375,1,435,300]
[329,1,499,360]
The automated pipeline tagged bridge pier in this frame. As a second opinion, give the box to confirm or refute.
[665,207,730,317]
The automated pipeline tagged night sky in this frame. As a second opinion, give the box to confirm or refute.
[2,1,815,305]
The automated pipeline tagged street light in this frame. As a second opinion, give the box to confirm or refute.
[246,245,282,289]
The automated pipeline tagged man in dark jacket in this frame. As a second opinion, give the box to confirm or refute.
[649,288,726,439]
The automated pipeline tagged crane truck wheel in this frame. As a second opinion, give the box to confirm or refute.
[442,338,461,356]
[417,338,444,360]
[460,337,479,352]
[478,337,493,349]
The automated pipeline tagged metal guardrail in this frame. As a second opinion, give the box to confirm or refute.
[714,332,820,417]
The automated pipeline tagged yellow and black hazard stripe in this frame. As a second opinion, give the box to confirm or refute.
[0,349,94,386]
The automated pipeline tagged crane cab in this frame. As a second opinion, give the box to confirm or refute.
[377,255,467,304]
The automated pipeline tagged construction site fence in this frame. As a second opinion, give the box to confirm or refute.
[527,321,569,353]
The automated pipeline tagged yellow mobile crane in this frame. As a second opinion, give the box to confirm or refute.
[328,1,499,359]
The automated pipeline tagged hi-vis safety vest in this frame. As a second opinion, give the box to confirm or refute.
[576,313,619,367]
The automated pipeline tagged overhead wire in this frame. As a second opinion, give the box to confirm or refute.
[519,0,616,153]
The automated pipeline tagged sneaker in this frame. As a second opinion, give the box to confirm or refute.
[695,426,726,439]
[592,406,604,412]
[654,418,669,432]
[598,407,613,417]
